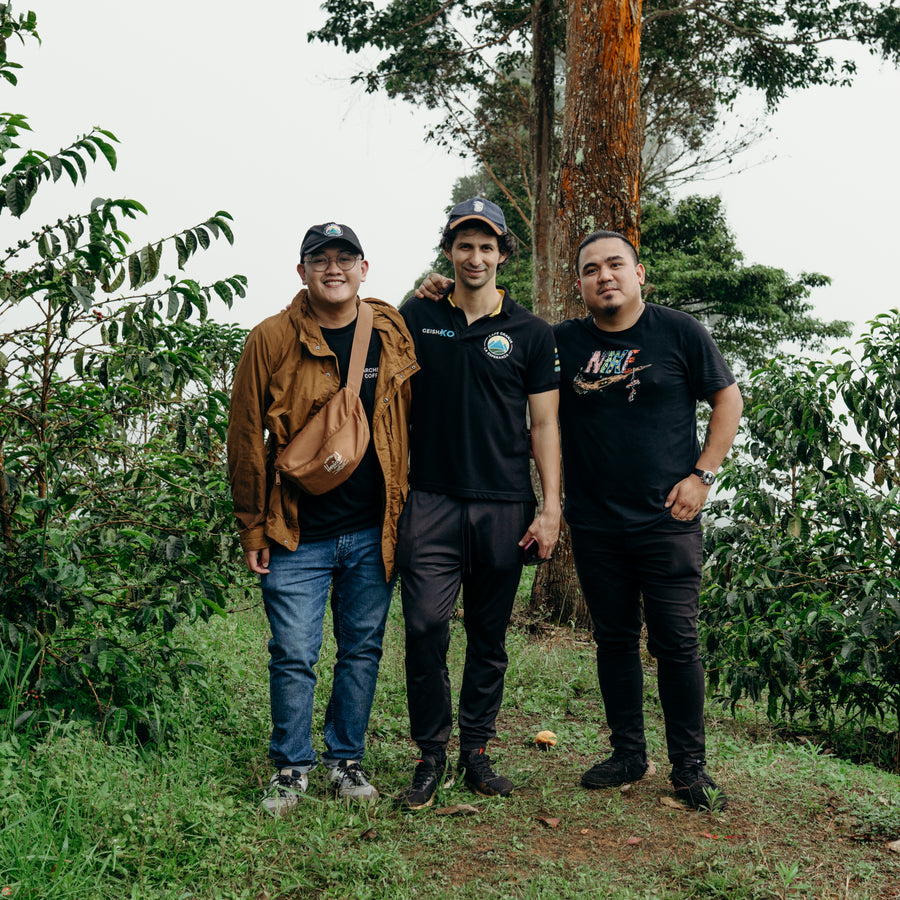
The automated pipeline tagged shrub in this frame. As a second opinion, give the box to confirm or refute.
[703,311,900,743]
[0,5,250,737]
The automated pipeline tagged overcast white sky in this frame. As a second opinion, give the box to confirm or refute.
[7,2,900,345]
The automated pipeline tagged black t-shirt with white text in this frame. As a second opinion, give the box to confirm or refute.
[295,320,383,540]
[400,287,559,501]
[554,303,735,534]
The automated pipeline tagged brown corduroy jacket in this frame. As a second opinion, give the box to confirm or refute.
[227,290,418,579]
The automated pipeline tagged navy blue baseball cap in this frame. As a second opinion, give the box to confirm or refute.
[446,197,507,235]
[300,222,364,259]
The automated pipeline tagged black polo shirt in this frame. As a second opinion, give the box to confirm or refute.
[400,287,559,501]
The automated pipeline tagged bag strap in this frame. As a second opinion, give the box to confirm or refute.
[345,300,374,395]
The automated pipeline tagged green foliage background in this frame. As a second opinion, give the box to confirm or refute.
[0,6,251,738]
[703,311,900,744]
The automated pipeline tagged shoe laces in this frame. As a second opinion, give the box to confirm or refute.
[410,758,441,789]
[270,768,304,790]
[336,760,368,785]
[463,747,496,779]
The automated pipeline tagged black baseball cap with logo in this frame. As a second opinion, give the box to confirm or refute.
[300,223,364,260]
[445,197,508,235]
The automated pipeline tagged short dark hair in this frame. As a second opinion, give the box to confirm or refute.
[440,220,517,259]
[576,230,639,274]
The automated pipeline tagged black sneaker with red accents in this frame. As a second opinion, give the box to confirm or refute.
[458,747,514,797]
[397,757,452,810]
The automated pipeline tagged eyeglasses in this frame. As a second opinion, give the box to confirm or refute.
[303,253,361,272]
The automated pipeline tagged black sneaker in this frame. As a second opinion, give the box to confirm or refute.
[397,758,450,810]
[581,752,649,789]
[458,747,514,797]
[670,760,728,811]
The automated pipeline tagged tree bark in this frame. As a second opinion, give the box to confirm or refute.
[531,0,556,321]
[531,0,643,628]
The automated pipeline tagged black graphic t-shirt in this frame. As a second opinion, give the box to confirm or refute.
[295,319,383,539]
[400,287,559,501]
[554,303,735,534]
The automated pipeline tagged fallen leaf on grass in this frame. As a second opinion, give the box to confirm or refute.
[620,783,633,794]
[699,832,739,841]
[359,828,378,841]
[887,839,900,853]
[659,796,687,811]
[434,803,479,816]
[579,829,590,835]
[647,761,658,776]
[626,837,642,846]
[537,816,561,829]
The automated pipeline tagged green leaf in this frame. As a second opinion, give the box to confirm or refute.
[5,177,26,216]
[227,275,247,298]
[92,136,118,169]
[104,266,126,293]
[140,242,159,281]
[62,148,88,181]
[213,281,233,307]
[167,290,179,318]
[214,216,234,244]
[79,139,98,162]
[175,235,188,269]
[58,156,78,185]
[71,284,93,312]
[128,252,142,289]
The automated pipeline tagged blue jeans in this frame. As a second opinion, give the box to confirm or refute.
[260,526,393,769]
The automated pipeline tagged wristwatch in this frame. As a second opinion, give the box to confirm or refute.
[692,468,716,486]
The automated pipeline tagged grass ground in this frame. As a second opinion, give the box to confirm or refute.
[2,583,899,899]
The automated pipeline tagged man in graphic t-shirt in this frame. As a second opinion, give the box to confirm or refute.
[395,198,561,809]
[555,230,743,811]
[227,223,418,813]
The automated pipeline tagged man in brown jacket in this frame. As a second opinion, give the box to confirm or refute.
[227,223,418,813]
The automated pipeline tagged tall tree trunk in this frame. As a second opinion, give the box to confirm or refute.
[531,0,643,628]
[531,0,556,321]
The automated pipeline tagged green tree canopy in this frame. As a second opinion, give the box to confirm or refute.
[640,195,850,375]
[310,0,900,201]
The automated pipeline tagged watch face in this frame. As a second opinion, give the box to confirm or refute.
[701,471,715,485]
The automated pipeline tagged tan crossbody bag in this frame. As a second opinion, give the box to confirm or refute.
[273,301,373,495]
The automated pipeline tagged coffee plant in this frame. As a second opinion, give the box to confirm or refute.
[0,5,250,738]
[703,311,900,749]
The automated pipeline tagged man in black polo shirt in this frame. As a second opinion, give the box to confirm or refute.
[396,198,561,809]
[414,229,743,812]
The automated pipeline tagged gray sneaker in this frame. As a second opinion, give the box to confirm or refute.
[262,767,308,815]
[327,759,379,801]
